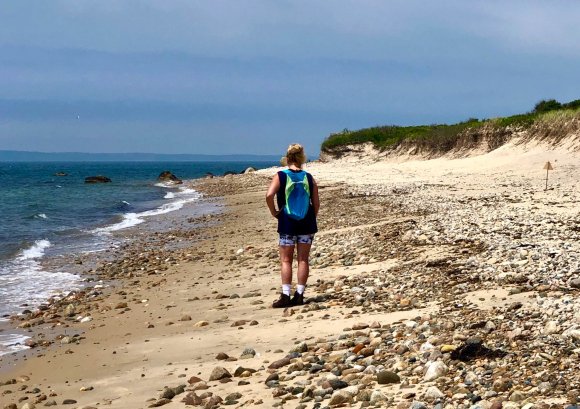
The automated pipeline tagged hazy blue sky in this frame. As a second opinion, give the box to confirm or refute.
[1,1,580,156]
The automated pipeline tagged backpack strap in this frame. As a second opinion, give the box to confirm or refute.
[283,169,306,177]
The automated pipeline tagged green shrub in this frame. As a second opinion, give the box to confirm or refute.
[563,99,580,110]
[321,120,481,151]
[533,99,562,113]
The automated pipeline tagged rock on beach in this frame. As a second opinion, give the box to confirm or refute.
[208,367,231,381]
[157,171,183,184]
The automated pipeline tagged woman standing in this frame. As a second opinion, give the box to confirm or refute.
[266,144,319,308]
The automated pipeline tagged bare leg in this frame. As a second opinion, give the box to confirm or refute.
[279,245,295,285]
[296,243,311,285]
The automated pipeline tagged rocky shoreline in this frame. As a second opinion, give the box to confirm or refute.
[1,150,579,409]
[1,194,216,345]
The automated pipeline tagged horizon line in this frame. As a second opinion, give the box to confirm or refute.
[0,149,284,156]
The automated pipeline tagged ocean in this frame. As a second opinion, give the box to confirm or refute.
[0,161,275,355]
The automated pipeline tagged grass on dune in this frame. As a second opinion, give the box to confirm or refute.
[321,99,580,152]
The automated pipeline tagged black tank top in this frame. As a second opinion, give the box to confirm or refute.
[276,169,318,235]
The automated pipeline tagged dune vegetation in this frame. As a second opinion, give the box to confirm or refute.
[321,99,580,153]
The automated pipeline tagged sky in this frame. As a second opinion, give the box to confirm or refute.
[1,1,580,156]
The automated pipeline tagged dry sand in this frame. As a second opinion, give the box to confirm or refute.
[0,141,578,409]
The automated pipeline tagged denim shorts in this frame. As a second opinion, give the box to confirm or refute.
[279,234,315,246]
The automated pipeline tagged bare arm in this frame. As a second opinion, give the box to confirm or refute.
[266,173,281,218]
[311,177,320,217]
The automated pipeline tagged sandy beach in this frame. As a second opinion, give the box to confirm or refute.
[1,141,579,409]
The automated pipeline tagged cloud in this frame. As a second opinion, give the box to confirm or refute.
[1,1,580,154]
[4,1,579,62]
[468,1,580,56]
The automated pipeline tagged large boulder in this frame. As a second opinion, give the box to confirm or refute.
[85,175,111,184]
[243,167,256,174]
[157,171,183,184]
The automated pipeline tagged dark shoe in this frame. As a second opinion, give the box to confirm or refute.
[272,294,291,308]
[291,291,304,306]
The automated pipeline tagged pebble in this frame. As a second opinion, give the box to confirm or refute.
[423,361,448,381]
[148,398,171,407]
[328,390,354,405]
[240,347,256,358]
[423,386,445,401]
[268,357,291,369]
[377,370,400,384]
[543,320,559,334]
[208,367,232,381]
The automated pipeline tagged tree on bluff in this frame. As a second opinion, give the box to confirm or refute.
[533,99,562,113]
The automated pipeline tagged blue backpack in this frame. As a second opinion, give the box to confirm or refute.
[282,169,311,220]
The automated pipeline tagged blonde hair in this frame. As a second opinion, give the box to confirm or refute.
[286,143,306,167]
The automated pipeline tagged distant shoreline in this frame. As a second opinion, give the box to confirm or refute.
[0,150,282,162]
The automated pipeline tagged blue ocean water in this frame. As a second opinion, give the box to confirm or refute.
[0,161,275,354]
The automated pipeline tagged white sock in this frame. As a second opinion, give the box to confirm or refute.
[296,284,306,295]
[282,284,291,296]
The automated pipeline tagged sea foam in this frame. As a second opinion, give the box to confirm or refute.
[0,239,80,321]
[0,333,31,356]
[93,186,201,234]
[18,239,51,260]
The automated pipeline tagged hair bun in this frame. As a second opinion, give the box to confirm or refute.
[285,143,306,166]
[287,144,303,155]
